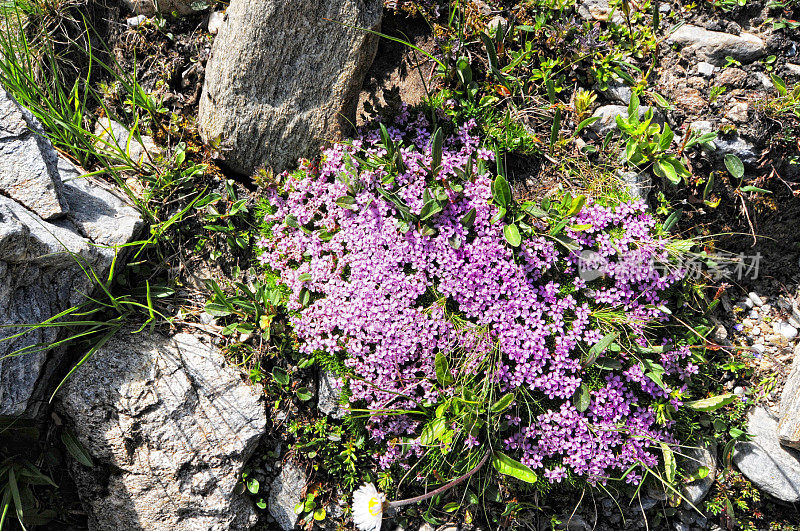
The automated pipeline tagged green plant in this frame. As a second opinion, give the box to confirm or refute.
[0,457,57,529]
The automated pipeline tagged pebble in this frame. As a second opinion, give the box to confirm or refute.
[734,386,745,395]
[126,14,148,27]
[742,297,754,309]
[751,344,766,355]
[749,292,765,307]
[743,318,754,328]
[697,61,716,76]
[751,326,761,336]
[774,321,798,339]
[749,309,759,319]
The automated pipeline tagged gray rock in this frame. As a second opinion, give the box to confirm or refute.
[58,332,266,530]
[778,343,800,449]
[198,0,383,175]
[318,369,344,418]
[589,105,661,136]
[0,156,142,418]
[689,121,760,165]
[126,14,148,27]
[598,80,632,104]
[615,170,652,201]
[697,61,716,77]
[577,0,623,23]
[121,0,209,16]
[667,25,766,66]
[748,292,765,307]
[0,87,67,219]
[679,442,717,506]
[94,118,161,166]
[269,462,307,531]
[733,407,800,503]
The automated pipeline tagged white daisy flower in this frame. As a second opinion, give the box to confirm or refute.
[352,482,385,531]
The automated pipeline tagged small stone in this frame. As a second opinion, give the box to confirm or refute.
[751,344,766,355]
[198,312,215,325]
[487,15,508,35]
[697,61,716,76]
[742,297,755,309]
[777,322,798,340]
[673,522,690,531]
[724,101,749,123]
[419,524,435,531]
[716,67,748,88]
[126,14,148,26]
[743,318,754,328]
[749,309,759,319]
[749,292,765,307]
[751,326,761,337]
[712,324,728,342]
[734,386,745,395]
[778,343,800,448]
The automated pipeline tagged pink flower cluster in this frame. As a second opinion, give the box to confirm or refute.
[258,110,691,485]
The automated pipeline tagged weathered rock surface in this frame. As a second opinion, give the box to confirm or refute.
[0,88,67,220]
[667,25,765,66]
[318,369,344,418]
[589,104,662,136]
[269,462,307,531]
[0,127,142,418]
[198,0,383,175]
[689,120,759,164]
[778,343,800,448]
[58,332,266,530]
[680,442,717,506]
[733,407,800,503]
[121,0,208,16]
[94,117,161,166]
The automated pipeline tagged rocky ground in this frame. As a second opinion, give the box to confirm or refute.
[2,0,800,529]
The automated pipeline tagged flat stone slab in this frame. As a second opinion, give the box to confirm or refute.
[667,25,765,66]
[778,343,800,449]
[733,407,800,503]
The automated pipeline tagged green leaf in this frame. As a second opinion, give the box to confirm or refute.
[662,209,682,232]
[549,107,561,150]
[256,499,267,510]
[420,200,443,221]
[659,123,674,150]
[724,154,744,179]
[522,202,549,219]
[8,468,22,523]
[296,387,313,402]
[503,223,521,247]
[660,442,676,484]
[703,173,715,201]
[740,185,771,194]
[443,502,460,513]
[335,196,358,210]
[481,32,499,71]
[594,357,623,370]
[492,175,512,208]
[493,452,538,484]
[431,127,443,175]
[653,159,680,184]
[574,116,601,136]
[771,73,787,96]
[567,195,586,217]
[62,430,93,467]
[627,92,640,121]
[490,393,514,413]
[272,367,290,386]
[379,123,392,152]
[435,352,453,386]
[585,332,619,365]
[685,393,738,412]
[285,214,299,228]
[461,207,477,227]
[313,508,327,521]
[421,417,447,446]
[574,383,591,413]
[246,477,260,495]
[297,273,312,282]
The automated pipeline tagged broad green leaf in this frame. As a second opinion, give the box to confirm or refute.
[313,508,327,521]
[493,451,538,484]
[272,367,290,386]
[490,393,514,413]
[724,154,744,179]
[703,173,715,201]
[335,196,358,210]
[574,383,591,412]
[461,207,477,227]
[627,92,640,122]
[567,195,586,217]
[685,393,738,412]
[522,202,549,219]
[421,417,447,446]
[246,477,260,495]
[574,116,601,136]
[296,387,313,401]
[585,331,619,365]
[420,200,442,221]
[492,175,512,208]
[771,73,787,96]
[503,223,521,247]
[62,430,93,467]
[654,159,680,184]
[481,32,499,70]
[284,214,299,228]
[435,352,453,386]
[659,123,674,150]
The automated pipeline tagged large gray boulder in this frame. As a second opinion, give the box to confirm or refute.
[733,407,800,503]
[778,343,800,448]
[667,25,765,66]
[198,0,382,175]
[58,332,267,530]
[0,88,67,219]
[0,98,143,418]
